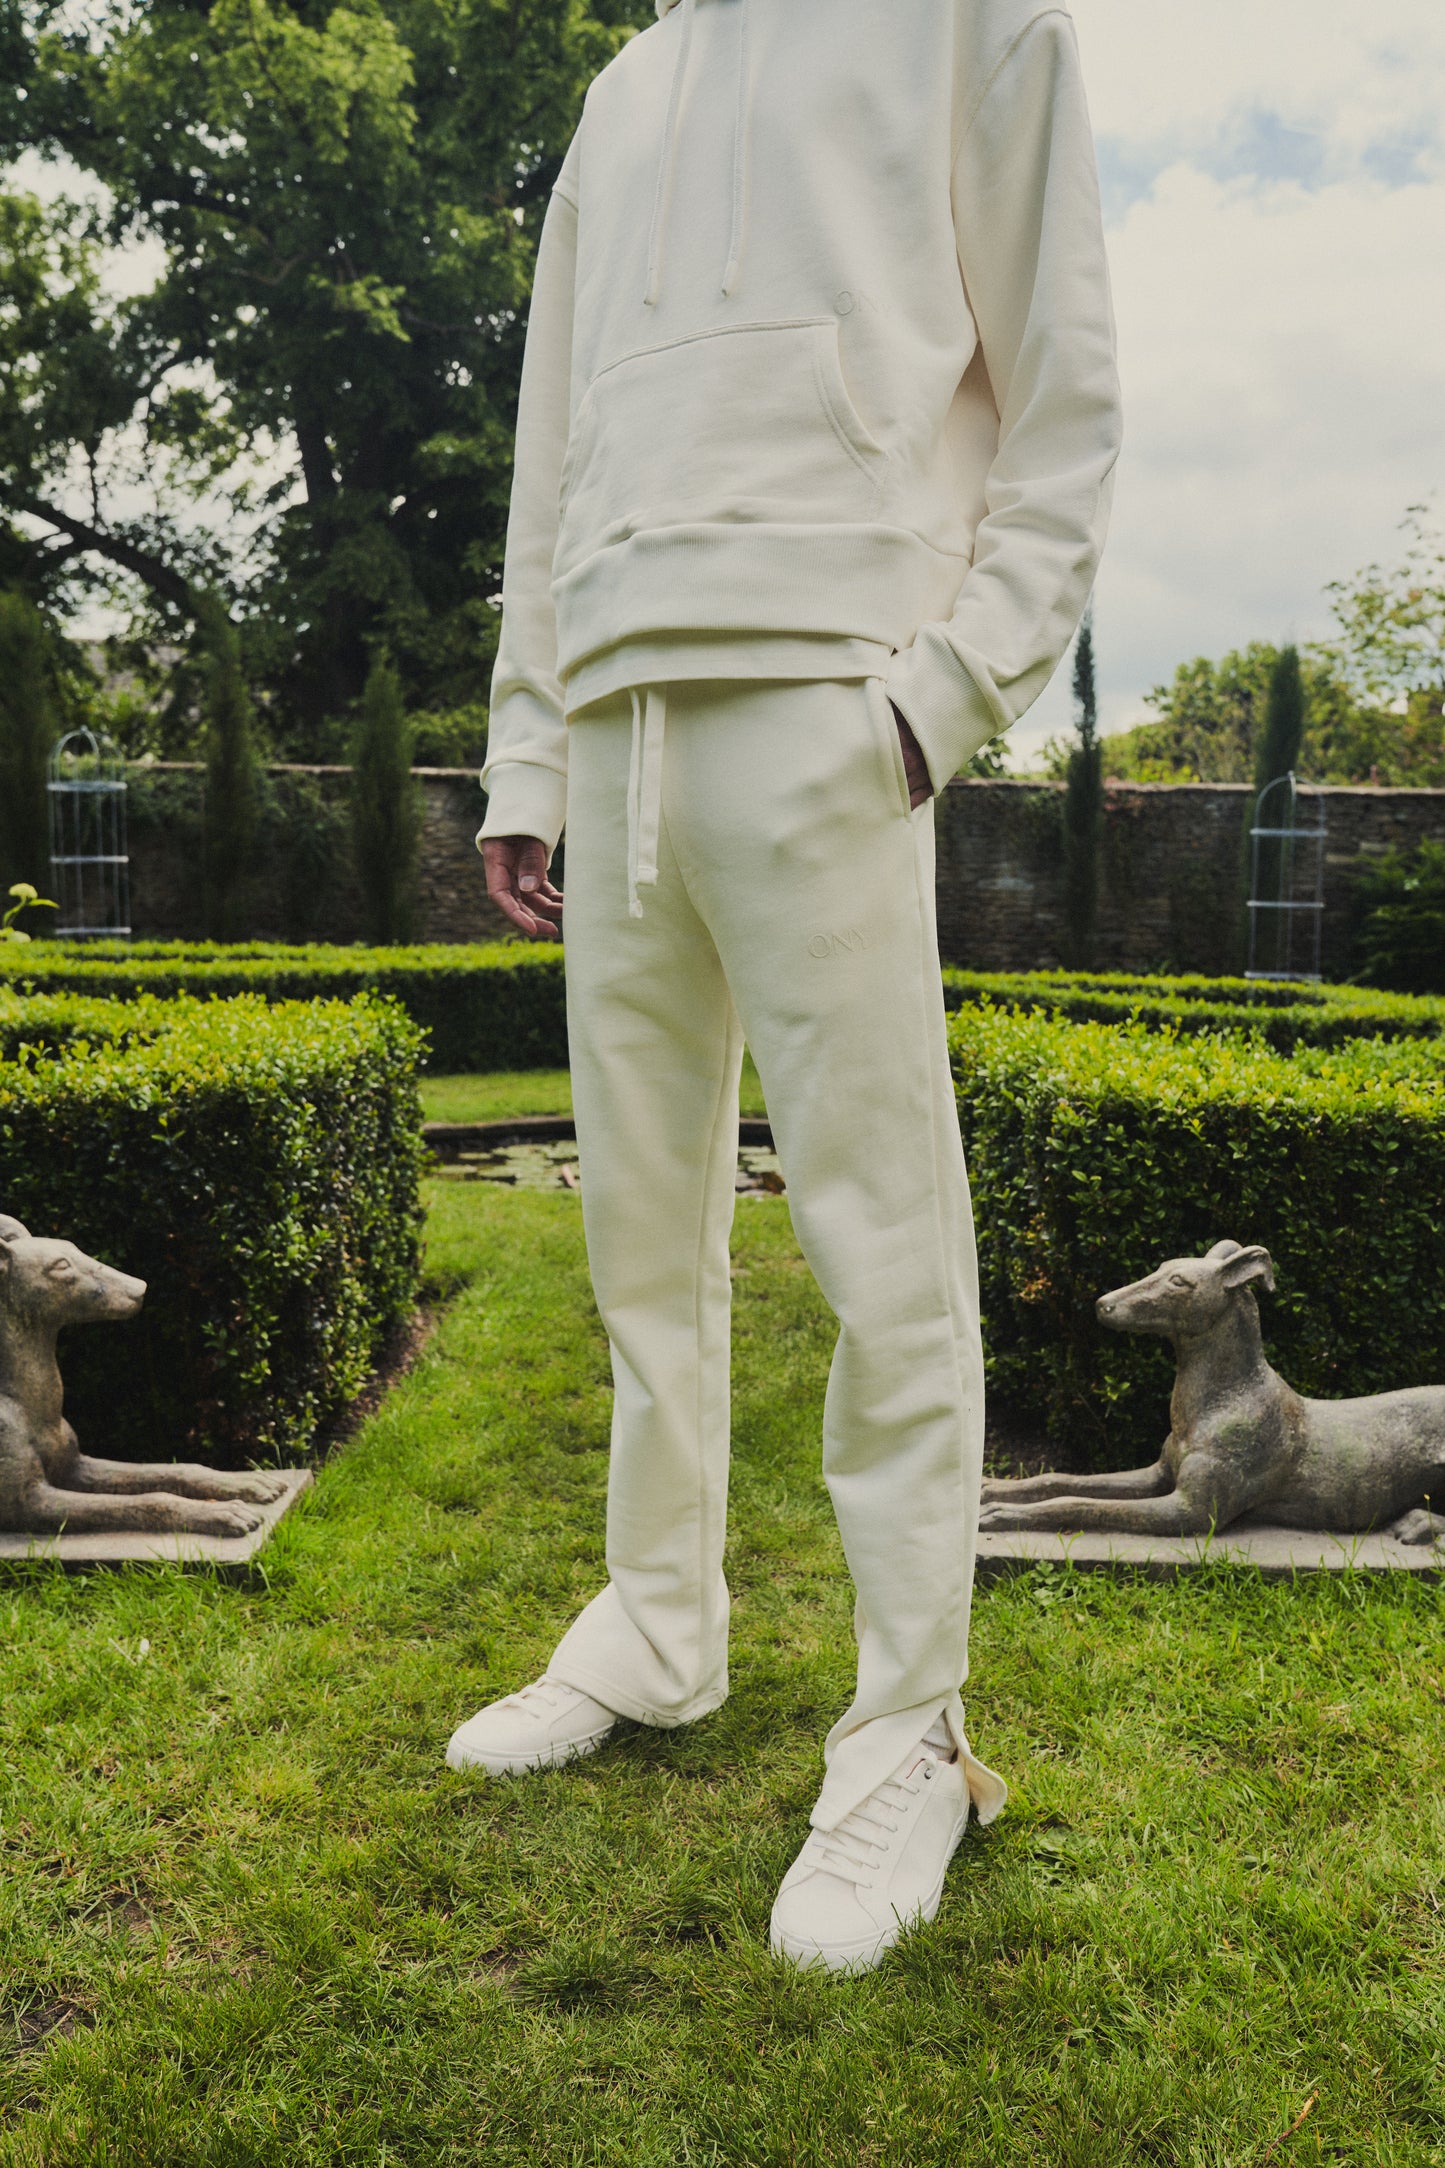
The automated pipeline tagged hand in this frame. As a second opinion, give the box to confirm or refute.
[891,703,934,808]
[481,835,564,939]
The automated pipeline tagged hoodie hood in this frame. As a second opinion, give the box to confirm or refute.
[656,0,680,13]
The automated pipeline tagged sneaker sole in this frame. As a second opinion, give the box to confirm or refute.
[769,1805,968,1974]
[445,1723,615,1776]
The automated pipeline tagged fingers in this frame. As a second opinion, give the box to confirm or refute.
[890,704,934,808]
[482,836,564,940]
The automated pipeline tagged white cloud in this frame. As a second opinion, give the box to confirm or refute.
[1012,0,1445,764]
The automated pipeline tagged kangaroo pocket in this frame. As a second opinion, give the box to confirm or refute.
[555,317,884,577]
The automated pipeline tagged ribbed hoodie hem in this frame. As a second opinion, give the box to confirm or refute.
[553,521,968,682]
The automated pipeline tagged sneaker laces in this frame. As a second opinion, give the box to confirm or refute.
[511,1677,583,1717]
[812,1771,920,1885]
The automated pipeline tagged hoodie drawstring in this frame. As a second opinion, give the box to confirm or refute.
[720,0,751,297]
[647,0,751,306]
[626,688,666,918]
[644,0,696,307]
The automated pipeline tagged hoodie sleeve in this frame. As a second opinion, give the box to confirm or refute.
[477,164,580,855]
[885,8,1122,789]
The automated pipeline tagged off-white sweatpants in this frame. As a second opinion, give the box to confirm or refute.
[548,677,1006,1834]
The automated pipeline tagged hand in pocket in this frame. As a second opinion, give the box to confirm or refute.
[891,704,934,808]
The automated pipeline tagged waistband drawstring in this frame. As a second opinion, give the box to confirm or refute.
[627,687,667,918]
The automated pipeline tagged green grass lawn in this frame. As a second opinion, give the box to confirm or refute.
[420,1051,769,1126]
[3,1117,1444,2162]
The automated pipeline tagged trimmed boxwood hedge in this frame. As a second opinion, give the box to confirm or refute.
[7,945,1445,1071]
[940,967,1445,1049]
[951,1004,1445,1468]
[0,990,425,1466]
[0,941,568,1072]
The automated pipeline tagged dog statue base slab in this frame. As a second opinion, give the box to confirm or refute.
[0,1466,313,1566]
[0,1215,305,1543]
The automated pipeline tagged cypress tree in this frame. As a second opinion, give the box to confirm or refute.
[1254,643,1305,792]
[199,597,260,941]
[1061,606,1102,967]
[0,592,56,900]
[1245,645,1306,972]
[350,653,420,945]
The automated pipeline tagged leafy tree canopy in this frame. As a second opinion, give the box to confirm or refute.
[1065,508,1445,789]
[1,0,648,753]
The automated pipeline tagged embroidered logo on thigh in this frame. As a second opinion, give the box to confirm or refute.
[806,928,867,960]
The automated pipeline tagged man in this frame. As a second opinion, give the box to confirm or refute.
[448,0,1121,1975]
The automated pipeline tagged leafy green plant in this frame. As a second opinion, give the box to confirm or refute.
[0,989,425,1463]
[950,1004,1445,1464]
[351,652,421,944]
[1350,840,1445,995]
[1,879,56,942]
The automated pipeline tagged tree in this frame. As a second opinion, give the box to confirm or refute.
[1322,504,1445,709]
[2,0,650,750]
[1254,644,1305,794]
[1243,645,1305,974]
[0,590,56,897]
[1061,607,1101,967]
[1085,510,1445,789]
[199,598,259,939]
[351,652,420,943]
[1316,503,1445,787]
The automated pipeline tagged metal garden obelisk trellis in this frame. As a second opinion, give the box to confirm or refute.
[48,728,131,940]
[1246,770,1325,982]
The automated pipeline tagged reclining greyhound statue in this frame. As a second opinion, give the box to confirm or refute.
[0,1215,290,1537]
[980,1240,1445,1544]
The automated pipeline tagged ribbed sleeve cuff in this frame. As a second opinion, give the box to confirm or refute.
[476,761,568,857]
[885,639,1003,793]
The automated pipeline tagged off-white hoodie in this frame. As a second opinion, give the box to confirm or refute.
[481,0,1121,852]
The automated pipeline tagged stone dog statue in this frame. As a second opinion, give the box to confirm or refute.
[980,1240,1445,1544]
[0,1215,288,1537]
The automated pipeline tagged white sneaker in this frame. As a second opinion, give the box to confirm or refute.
[445,1675,618,1775]
[769,1731,970,1974]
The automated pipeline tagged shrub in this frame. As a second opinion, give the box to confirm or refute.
[1061,609,1101,968]
[0,592,55,898]
[0,990,425,1465]
[0,939,568,1071]
[4,949,1443,1074]
[951,1005,1445,1468]
[939,966,1445,1050]
[1350,841,1445,996]
[351,654,421,944]
[199,601,261,941]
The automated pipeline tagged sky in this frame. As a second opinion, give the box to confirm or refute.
[1014,0,1445,763]
[12,1,1445,758]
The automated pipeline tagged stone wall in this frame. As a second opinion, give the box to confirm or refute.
[126,763,513,944]
[122,762,1445,975]
[932,778,1445,977]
